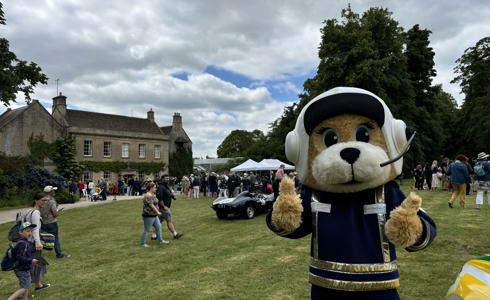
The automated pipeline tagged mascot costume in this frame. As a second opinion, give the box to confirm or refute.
[266,87,436,300]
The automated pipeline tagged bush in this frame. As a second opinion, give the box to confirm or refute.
[0,164,69,208]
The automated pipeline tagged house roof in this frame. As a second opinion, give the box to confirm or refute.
[0,106,30,129]
[160,126,172,135]
[159,125,192,144]
[66,110,163,135]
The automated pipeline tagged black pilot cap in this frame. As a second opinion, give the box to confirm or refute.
[303,92,385,135]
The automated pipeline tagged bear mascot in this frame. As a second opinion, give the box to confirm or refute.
[266,87,437,300]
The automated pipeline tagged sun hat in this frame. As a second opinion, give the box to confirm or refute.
[19,222,37,231]
[43,185,58,193]
[477,152,489,160]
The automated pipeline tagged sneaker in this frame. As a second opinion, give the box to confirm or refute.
[35,283,50,292]
[174,232,184,239]
[448,202,453,208]
[141,244,150,248]
[159,240,170,245]
[151,234,157,240]
[57,253,71,259]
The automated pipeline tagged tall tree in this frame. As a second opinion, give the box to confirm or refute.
[0,2,48,106]
[50,136,81,180]
[403,25,455,162]
[169,147,193,179]
[452,37,490,156]
[217,129,265,158]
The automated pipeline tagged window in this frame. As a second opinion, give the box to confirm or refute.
[138,171,145,181]
[139,144,146,158]
[103,142,112,157]
[103,171,111,180]
[83,171,92,182]
[84,140,93,156]
[122,143,129,158]
[154,145,161,159]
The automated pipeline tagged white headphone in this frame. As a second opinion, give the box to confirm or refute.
[286,87,411,181]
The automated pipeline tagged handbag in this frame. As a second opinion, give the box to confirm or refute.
[39,232,55,251]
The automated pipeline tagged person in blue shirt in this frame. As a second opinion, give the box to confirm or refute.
[8,222,38,300]
[446,154,471,208]
[473,152,490,209]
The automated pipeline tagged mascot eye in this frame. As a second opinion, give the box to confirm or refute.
[355,125,370,143]
[323,129,338,147]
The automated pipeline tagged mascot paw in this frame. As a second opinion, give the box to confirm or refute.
[385,192,423,248]
[271,176,303,233]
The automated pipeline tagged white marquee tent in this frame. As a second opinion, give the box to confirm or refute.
[256,159,295,171]
[230,159,262,172]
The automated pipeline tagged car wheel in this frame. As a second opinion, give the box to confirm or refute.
[216,211,227,219]
[244,205,255,219]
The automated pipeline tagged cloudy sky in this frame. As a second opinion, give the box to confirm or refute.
[2,1,489,158]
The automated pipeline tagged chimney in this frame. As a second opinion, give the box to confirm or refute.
[172,112,182,130]
[147,108,154,122]
[52,92,67,115]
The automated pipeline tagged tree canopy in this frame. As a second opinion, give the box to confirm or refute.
[451,37,490,155]
[0,2,48,106]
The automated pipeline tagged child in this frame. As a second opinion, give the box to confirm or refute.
[8,222,38,300]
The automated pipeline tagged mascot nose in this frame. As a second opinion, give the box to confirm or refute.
[340,148,360,164]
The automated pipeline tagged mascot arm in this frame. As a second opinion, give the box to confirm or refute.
[267,176,304,235]
[385,192,436,249]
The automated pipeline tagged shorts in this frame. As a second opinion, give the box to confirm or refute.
[15,269,32,289]
[158,209,172,222]
[209,184,218,193]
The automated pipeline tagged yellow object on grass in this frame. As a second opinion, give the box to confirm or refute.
[446,254,490,300]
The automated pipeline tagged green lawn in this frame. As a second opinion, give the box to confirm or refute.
[1,184,489,299]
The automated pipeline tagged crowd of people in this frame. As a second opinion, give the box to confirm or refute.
[176,167,300,200]
[412,152,490,210]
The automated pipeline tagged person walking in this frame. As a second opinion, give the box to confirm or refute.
[446,154,471,208]
[7,222,38,300]
[26,193,51,293]
[473,152,490,209]
[40,186,69,259]
[156,175,184,240]
[140,182,169,247]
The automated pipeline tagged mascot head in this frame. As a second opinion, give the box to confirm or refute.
[285,87,414,193]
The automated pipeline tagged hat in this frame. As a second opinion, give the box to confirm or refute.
[19,222,37,231]
[477,152,489,160]
[43,185,58,193]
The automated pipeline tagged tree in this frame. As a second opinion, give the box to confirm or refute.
[50,136,81,180]
[217,129,265,158]
[266,5,458,170]
[0,2,48,106]
[169,147,193,179]
[451,37,490,156]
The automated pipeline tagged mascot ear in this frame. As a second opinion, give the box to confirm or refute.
[285,130,299,164]
[390,119,411,155]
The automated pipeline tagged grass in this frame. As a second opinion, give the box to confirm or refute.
[0,183,489,299]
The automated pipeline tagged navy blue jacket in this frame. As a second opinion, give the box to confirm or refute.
[13,238,35,271]
[267,181,437,300]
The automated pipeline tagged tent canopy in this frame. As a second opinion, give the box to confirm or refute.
[230,159,262,172]
[256,159,295,171]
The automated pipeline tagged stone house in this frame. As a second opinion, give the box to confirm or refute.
[0,93,192,183]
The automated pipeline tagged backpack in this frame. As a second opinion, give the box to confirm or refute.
[7,210,34,242]
[474,162,486,177]
[1,241,27,272]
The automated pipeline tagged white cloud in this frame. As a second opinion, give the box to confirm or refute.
[2,0,489,158]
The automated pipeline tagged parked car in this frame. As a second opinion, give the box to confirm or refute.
[211,191,275,219]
